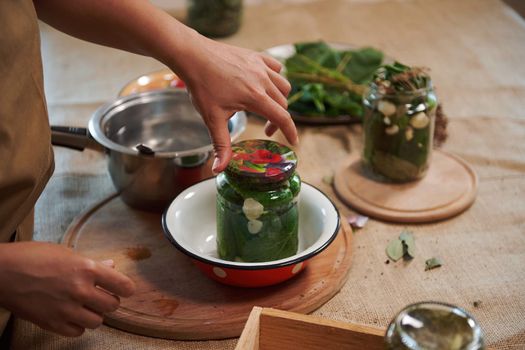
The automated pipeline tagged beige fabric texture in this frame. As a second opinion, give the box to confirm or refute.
[9,0,525,349]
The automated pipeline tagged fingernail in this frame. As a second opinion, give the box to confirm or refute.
[101,259,114,267]
[264,124,275,137]
[293,135,299,146]
[212,157,221,175]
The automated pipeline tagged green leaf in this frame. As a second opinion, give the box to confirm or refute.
[399,231,416,259]
[386,238,404,262]
[239,209,299,262]
[284,41,384,118]
[342,47,384,84]
[294,41,339,68]
[425,257,443,271]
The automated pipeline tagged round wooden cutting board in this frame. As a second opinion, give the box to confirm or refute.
[334,150,478,223]
[61,195,353,340]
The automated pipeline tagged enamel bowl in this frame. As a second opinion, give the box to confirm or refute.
[162,178,340,287]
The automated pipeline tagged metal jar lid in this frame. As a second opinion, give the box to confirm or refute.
[225,139,297,185]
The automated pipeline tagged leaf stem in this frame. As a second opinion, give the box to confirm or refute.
[336,52,352,73]
[287,91,304,105]
[287,72,365,95]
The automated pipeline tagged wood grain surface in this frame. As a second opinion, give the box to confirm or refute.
[61,194,353,340]
[334,150,478,223]
[236,307,384,350]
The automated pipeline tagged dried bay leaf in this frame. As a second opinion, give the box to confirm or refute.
[399,231,415,259]
[322,173,334,185]
[386,230,416,262]
[425,257,443,271]
[386,238,404,262]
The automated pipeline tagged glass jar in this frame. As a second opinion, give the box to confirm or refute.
[216,139,300,262]
[362,81,437,182]
[187,0,243,38]
[385,302,485,350]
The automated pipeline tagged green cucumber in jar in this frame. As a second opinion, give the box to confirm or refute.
[238,210,298,262]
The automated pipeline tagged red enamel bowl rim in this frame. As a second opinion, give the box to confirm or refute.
[161,180,340,271]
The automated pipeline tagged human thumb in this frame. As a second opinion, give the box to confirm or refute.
[208,118,232,174]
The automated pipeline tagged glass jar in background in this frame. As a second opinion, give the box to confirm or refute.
[187,0,243,38]
[216,139,300,263]
[362,64,437,182]
[385,301,485,350]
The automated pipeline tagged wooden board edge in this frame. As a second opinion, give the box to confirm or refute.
[333,151,479,223]
[235,306,263,350]
[68,195,354,341]
[261,308,384,337]
[258,308,384,350]
[103,224,354,341]
[272,221,353,315]
[60,193,120,247]
[103,310,248,340]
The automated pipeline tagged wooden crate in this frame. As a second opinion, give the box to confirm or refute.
[235,307,385,350]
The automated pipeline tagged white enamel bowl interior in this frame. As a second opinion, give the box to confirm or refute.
[163,178,340,267]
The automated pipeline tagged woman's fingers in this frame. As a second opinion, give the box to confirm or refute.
[267,69,291,97]
[205,114,232,174]
[266,82,288,110]
[57,323,85,337]
[264,121,279,137]
[262,67,294,140]
[71,307,104,330]
[94,263,135,298]
[249,97,298,146]
[261,54,282,73]
[84,287,120,314]
[44,319,85,337]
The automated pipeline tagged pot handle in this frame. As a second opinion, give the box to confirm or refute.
[51,126,102,151]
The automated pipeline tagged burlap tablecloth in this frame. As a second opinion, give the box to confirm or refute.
[10,0,525,349]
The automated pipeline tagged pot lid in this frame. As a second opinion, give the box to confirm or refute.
[225,139,297,184]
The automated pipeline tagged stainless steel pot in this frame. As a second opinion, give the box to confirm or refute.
[51,90,246,211]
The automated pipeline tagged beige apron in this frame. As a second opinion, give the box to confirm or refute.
[0,0,55,333]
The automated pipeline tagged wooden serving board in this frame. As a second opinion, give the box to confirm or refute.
[61,194,353,340]
[236,307,384,350]
[334,150,478,223]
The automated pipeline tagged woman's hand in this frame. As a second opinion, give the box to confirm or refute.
[0,242,135,337]
[173,35,298,173]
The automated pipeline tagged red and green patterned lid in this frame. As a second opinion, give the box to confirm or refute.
[226,139,297,184]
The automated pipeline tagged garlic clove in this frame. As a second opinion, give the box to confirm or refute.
[385,125,399,135]
[247,219,263,234]
[405,127,414,141]
[378,100,396,117]
[242,198,264,220]
[410,112,430,129]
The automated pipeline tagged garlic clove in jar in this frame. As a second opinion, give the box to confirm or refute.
[242,198,264,220]
[385,125,400,135]
[410,112,430,129]
[247,219,263,234]
[378,100,397,117]
[405,127,414,141]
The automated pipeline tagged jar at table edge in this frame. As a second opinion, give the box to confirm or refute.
[216,139,300,263]
[385,302,485,350]
[187,0,243,38]
[362,80,438,182]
